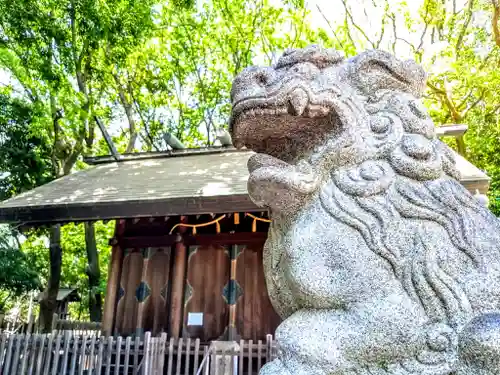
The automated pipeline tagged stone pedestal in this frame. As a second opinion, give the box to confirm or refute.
[457,313,500,375]
[209,341,240,375]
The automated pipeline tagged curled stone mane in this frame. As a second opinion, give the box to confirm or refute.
[230,45,500,375]
[321,89,500,328]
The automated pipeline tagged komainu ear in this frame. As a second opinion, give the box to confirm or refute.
[348,49,427,98]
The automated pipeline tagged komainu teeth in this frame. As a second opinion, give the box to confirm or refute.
[307,104,330,117]
[239,101,331,120]
[289,88,309,116]
[241,107,289,118]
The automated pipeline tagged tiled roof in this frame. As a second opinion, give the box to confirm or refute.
[36,288,80,302]
[0,148,490,224]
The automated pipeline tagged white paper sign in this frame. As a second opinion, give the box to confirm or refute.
[187,312,204,326]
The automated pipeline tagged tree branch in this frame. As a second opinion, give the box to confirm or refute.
[486,103,500,116]
[220,0,260,72]
[417,0,432,52]
[342,9,356,48]
[341,0,375,48]
[427,80,462,122]
[129,85,160,152]
[0,43,40,103]
[375,1,389,49]
[388,13,418,54]
[69,0,90,158]
[455,0,475,56]
[177,19,222,144]
[291,4,308,48]
[316,5,344,48]
[62,141,83,175]
[113,73,137,153]
[456,88,475,110]
[461,89,487,118]
[390,14,398,53]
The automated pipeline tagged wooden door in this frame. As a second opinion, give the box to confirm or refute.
[114,247,172,336]
[234,244,282,341]
[182,245,230,341]
[140,248,172,334]
[115,249,143,335]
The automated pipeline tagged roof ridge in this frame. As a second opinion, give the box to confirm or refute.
[84,146,248,165]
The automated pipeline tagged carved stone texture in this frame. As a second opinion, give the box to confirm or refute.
[229,45,500,375]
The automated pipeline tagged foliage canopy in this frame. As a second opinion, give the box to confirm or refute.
[0,226,41,313]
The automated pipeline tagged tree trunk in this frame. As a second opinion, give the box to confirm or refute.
[39,225,62,332]
[113,75,137,153]
[85,222,102,322]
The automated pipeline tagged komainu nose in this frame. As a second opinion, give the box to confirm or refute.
[230,66,278,102]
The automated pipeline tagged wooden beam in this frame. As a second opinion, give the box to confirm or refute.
[83,146,240,165]
[435,124,468,137]
[227,244,241,341]
[94,116,121,161]
[119,232,268,249]
[0,195,259,225]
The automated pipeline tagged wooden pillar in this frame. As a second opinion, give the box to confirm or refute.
[102,220,126,337]
[456,135,466,157]
[169,216,188,338]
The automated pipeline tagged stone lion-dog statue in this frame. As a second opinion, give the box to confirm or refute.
[229,45,500,375]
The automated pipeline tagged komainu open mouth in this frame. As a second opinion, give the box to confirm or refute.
[229,78,347,167]
[230,109,342,166]
[228,48,349,167]
[228,85,338,211]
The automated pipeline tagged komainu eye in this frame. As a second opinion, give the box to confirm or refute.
[289,62,319,77]
[256,73,268,85]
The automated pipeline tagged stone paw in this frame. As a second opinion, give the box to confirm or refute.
[457,313,500,375]
[260,357,331,375]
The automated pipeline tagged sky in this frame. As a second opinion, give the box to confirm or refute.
[306,0,430,59]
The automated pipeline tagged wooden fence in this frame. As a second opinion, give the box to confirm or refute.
[0,332,278,375]
[1,315,102,336]
[53,319,102,336]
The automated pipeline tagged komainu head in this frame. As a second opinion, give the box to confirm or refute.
[230,45,459,213]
